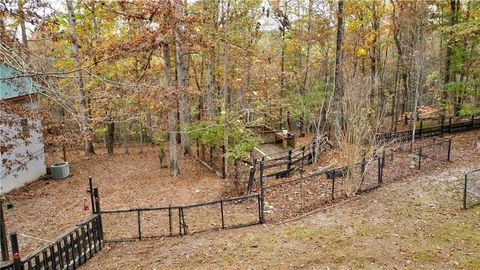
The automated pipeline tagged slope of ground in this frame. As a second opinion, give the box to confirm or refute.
[84,164,480,269]
[3,146,223,254]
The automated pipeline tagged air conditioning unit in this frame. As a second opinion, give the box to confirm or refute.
[51,162,70,179]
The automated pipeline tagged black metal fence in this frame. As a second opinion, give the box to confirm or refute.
[0,214,103,270]
[464,169,480,209]
[259,138,452,222]
[100,193,262,242]
[377,115,480,142]
[413,138,452,170]
[261,157,382,221]
[245,136,329,194]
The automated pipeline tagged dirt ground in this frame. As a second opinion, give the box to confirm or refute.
[3,130,480,267]
[83,163,480,269]
[81,130,480,269]
[3,145,224,254]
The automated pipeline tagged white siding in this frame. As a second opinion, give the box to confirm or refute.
[1,98,46,194]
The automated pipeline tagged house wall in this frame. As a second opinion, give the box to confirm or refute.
[1,97,46,194]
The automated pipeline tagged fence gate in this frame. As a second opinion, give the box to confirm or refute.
[464,169,480,209]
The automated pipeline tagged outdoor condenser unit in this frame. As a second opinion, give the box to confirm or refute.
[51,162,70,179]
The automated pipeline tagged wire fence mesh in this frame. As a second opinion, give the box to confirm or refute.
[464,169,480,209]
[100,194,261,242]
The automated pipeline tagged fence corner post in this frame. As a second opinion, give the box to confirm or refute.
[10,232,22,270]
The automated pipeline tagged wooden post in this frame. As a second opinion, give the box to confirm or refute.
[0,200,8,262]
[287,147,293,174]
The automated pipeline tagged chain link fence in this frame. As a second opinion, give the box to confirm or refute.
[100,194,261,242]
[464,169,480,209]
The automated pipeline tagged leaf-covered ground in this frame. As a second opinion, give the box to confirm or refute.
[4,130,480,267]
[82,130,480,269]
[84,164,480,269]
[3,145,224,254]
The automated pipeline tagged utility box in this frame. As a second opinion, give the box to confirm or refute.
[51,162,70,179]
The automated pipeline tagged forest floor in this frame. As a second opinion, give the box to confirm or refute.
[3,130,480,267]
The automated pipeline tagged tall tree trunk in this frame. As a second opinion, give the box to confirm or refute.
[65,0,95,155]
[302,0,313,95]
[205,55,216,120]
[17,0,28,63]
[222,0,231,179]
[444,0,457,116]
[163,41,180,177]
[175,2,191,156]
[333,0,345,148]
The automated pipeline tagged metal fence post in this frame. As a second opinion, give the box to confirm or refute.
[89,176,95,214]
[447,139,452,161]
[440,115,445,136]
[331,175,335,201]
[448,117,452,133]
[137,210,141,240]
[419,121,423,138]
[312,140,317,163]
[220,201,225,229]
[418,147,422,170]
[10,232,22,270]
[259,159,265,224]
[301,146,305,171]
[0,200,9,262]
[471,115,475,130]
[168,206,172,236]
[463,173,468,210]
